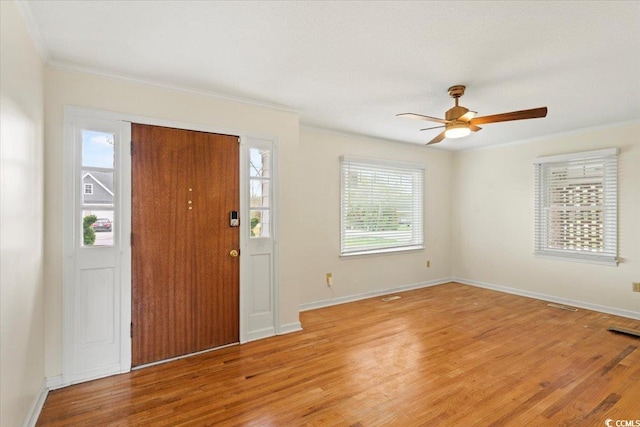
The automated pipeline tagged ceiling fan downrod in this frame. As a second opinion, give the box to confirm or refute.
[446,85,469,121]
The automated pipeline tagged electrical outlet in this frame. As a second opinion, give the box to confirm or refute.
[633,282,640,292]
[426,260,430,268]
[326,273,333,287]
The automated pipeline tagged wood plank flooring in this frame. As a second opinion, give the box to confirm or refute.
[37,283,640,426]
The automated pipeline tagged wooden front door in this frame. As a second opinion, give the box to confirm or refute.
[131,124,239,367]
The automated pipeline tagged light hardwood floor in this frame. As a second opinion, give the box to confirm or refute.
[38,283,640,426]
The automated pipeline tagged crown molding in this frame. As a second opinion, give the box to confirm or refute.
[46,59,300,115]
[462,118,640,153]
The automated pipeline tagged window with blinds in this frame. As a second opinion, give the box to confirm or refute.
[534,148,618,265]
[340,156,424,256]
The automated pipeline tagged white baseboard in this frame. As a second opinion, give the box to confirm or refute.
[46,375,63,391]
[454,277,640,320]
[298,277,639,320]
[299,278,451,312]
[278,321,303,335]
[22,379,48,427]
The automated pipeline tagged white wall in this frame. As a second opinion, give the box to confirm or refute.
[452,121,640,317]
[297,128,453,306]
[43,68,301,378]
[0,1,46,426]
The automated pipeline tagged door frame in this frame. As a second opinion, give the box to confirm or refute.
[63,106,279,385]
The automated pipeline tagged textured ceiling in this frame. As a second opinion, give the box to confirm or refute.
[22,1,640,150]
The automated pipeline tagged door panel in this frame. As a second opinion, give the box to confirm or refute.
[132,124,239,367]
[190,130,239,350]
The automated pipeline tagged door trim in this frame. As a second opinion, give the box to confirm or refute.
[62,106,279,385]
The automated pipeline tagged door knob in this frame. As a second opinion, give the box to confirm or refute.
[229,249,239,257]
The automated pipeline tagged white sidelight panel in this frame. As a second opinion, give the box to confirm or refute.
[63,107,131,385]
[78,268,114,345]
[75,267,118,372]
[243,138,279,342]
[250,253,272,319]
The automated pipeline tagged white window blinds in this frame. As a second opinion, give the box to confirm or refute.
[534,148,618,265]
[340,156,424,256]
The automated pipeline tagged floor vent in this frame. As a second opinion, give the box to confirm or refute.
[547,303,578,312]
[382,295,402,302]
[608,326,640,338]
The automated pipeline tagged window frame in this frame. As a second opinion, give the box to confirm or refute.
[533,148,618,266]
[340,155,425,257]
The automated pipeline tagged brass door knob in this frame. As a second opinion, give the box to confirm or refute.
[229,249,239,257]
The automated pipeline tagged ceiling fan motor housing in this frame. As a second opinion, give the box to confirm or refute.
[446,105,469,121]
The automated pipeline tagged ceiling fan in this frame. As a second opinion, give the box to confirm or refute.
[397,85,548,145]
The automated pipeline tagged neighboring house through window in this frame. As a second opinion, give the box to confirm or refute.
[534,148,618,265]
[340,156,425,256]
[82,171,114,205]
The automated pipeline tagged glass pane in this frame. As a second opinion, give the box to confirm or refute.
[249,148,270,178]
[250,179,270,208]
[82,130,115,169]
[82,210,114,247]
[82,170,114,205]
[250,209,270,238]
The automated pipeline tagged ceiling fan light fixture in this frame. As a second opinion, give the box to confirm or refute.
[445,123,471,139]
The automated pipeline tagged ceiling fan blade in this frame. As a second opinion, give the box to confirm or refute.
[458,111,477,122]
[420,125,445,132]
[397,113,450,125]
[426,130,447,145]
[470,124,482,132]
[470,107,548,125]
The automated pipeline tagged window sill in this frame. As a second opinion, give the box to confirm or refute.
[534,251,618,267]
[341,245,424,258]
